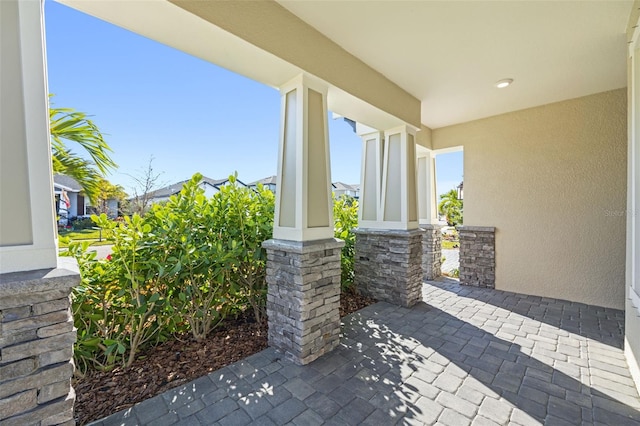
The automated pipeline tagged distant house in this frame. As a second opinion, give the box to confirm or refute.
[248,176,278,193]
[134,175,248,208]
[332,182,360,199]
[53,175,86,224]
[248,176,359,199]
[53,175,119,222]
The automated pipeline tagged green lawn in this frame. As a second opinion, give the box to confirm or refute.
[58,228,113,248]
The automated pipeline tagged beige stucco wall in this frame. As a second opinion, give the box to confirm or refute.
[433,89,627,309]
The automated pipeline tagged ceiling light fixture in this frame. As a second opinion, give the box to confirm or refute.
[495,78,514,89]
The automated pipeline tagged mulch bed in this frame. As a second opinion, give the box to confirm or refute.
[74,290,376,425]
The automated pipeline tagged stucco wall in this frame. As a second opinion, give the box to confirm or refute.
[433,89,627,309]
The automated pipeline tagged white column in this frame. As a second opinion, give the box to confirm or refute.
[0,0,57,273]
[358,130,384,227]
[380,125,419,230]
[273,74,334,241]
[417,147,439,225]
[357,125,420,230]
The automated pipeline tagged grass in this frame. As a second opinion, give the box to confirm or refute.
[58,228,113,248]
[442,240,459,249]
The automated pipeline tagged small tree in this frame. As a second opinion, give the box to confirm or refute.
[438,189,463,226]
[93,178,128,217]
[126,156,164,215]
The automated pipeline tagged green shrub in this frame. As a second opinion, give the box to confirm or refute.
[333,195,358,290]
[65,214,170,372]
[66,174,359,372]
[210,176,274,324]
[145,175,234,341]
[72,217,95,230]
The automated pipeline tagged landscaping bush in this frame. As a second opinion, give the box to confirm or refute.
[333,194,358,290]
[71,217,95,230]
[209,176,274,324]
[65,174,358,373]
[65,215,171,372]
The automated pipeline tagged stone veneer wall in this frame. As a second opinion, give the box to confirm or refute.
[0,258,79,426]
[421,224,442,281]
[354,228,424,307]
[458,226,496,288]
[263,238,344,365]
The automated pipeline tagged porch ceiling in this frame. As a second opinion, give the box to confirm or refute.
[278,0,633,129]
[58,0,631,130]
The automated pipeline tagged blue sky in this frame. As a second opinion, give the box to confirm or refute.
[44,1,462,196]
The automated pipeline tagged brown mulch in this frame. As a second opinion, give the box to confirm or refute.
[74,290,376,425]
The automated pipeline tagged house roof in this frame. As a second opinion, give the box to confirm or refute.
[53,174,82,192]
[143,176,246,200]
[248,175,277,186]
[332,182,358,191]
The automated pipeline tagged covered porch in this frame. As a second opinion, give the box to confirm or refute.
[1,0,639,424]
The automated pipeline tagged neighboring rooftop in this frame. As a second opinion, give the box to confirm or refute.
[141,176,247,201]
[53,174,82,192]
[248,176,277,186]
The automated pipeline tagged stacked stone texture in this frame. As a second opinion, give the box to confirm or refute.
[263,238,344,365]
[421,224,442,281]
[458,226,496,288]
[354,228,424,307]
[0,258,79,426]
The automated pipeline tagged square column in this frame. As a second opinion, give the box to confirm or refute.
[417,148,442,280]
[421,224,442,281]
[265,74,341,364]
[1,2,80,424]
[417,149,438,226]
[263,239,344,365]
[0,258,79,426]
[1,0,58,274]
[458,226,496,288]
[273,74,334,242]
[354,228,423,307]
[355,125,424,307]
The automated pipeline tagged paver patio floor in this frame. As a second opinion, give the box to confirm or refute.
[90,280,640,425]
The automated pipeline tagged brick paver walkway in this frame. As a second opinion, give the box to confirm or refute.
[90,281,640,425]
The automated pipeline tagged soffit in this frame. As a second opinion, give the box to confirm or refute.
[278,0,632,129]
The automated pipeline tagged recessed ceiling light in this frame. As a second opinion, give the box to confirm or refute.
[495,79,514,89]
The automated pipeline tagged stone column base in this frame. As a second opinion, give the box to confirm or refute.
[263,238,344,365]
[457,226,496,288]
[421,224,442,281]
[0,257,80,426]
[354,228,424,307]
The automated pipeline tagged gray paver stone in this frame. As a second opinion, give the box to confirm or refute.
[292,409,324,426]
[438,408,472,426]
[305,392,342,418]
[478,397,513,424]
[238,395,273,420]
[412,396,444,424]
[133,396,168,424]
[176,399,205,418]
[267,397,306,424]
[283,377,317,400]
[218,408,252,426]
[196,397,238,423]
[436,391,478,418]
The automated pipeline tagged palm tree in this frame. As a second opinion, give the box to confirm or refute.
[50,100,116,203]
[438,188,463,226]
